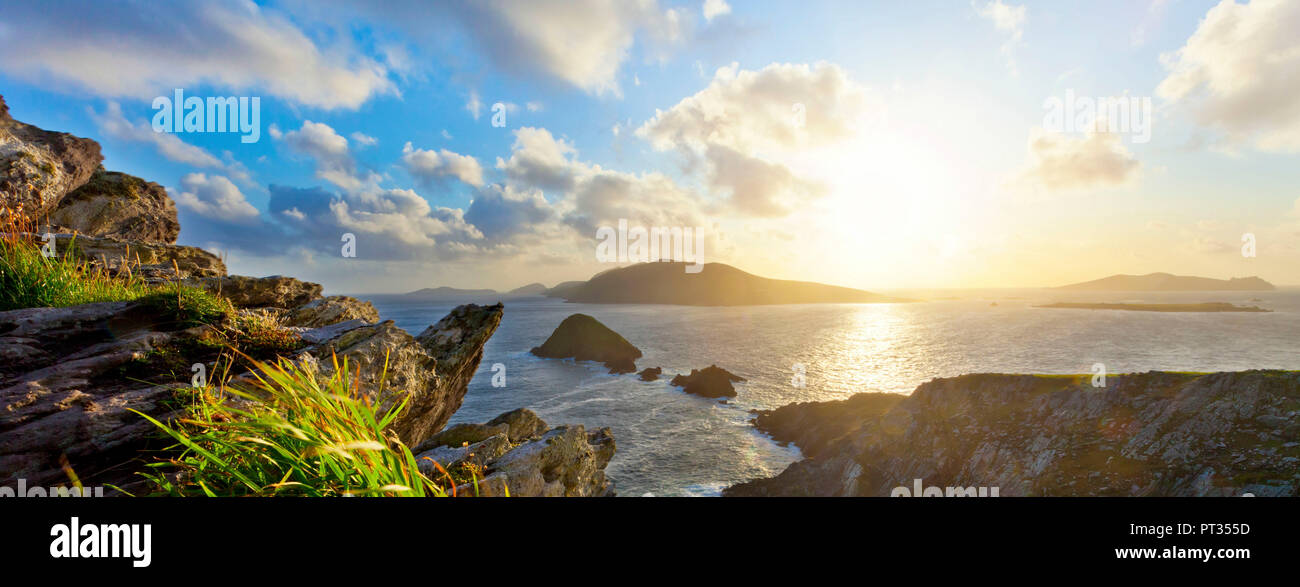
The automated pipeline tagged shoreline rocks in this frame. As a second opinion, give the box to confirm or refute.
[725,371,1300,497]
[414,407,615,497]
[530,313,642,374]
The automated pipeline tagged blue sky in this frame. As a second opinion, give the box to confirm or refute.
[2,0,1297,292]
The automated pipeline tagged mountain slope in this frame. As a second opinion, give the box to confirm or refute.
[559,262,907,306]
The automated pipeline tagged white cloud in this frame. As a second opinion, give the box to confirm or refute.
[1157,0,1300,152]
[0,0,394,109]
[88,102,223,168]
[279,120,378,192]
[703,0,731,22]
[402,142,485,187]
[310,0,687,96]
[1019,127,1141,191]
[350,131,378,147]
[975,1,1027,74]
[173,173,259,223]
[637,62,870,216]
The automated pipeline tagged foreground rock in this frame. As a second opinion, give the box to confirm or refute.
[414,408,616,497]
[530,313,642,374]
[283,296,380,328]
[751,393,904,459]
[193,275,322,309]
[725,371,1300,497]
[298,303,504,447]
[43,232,226,281]
[670,365,745,398]
[45,169,179,244]
[0,95,102,219]
[0,302,503,490]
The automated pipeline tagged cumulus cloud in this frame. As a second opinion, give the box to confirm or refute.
[278,120,379,192]
[1019,128,1141,191]
[0,0,394,109]
[496,127,580,192]
[402,142,485,188]
[172,173,259,223]
[1157,0,1300,152]
[703,0,731,22]
[265,185,484,260]
[637,62,869,216]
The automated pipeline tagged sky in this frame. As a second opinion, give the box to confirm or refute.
[1,0,1298,293]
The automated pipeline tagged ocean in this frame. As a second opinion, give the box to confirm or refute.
[363,288,1300,496]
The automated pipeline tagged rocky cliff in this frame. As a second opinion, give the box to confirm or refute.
[727,371,1300,497]
[0,95,616,496]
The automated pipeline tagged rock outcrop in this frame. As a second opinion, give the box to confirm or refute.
[283,296,380,328]
[751,392,904,459]
[638,367,662,381]
[41,233,227,282]
[530,313,642,374]
[45,169,180,244]
[0,301,504,490]
[194,275,322,309]
[297,303,504,448]
[670,365,745,399]
[412,407,616,497]
[725,371,1300,497]
[0,95,103,220]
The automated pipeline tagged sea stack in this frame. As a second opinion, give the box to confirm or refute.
[530,313,643,374]
[671,365,746,398]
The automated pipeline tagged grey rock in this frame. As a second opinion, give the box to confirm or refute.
[0,95,103,220]
[44,169,179,244]
[283,296,379,328]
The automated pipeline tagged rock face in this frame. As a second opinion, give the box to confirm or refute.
[412,407,616,497]
[751,392,905,459]
[44,232,226,283]
[0,95,103,220]
[195,275,322,309]
[0,302,503,490]
[638,367,662,381]
[670,365,745,398]
[298,303,504,448]
[725,371,1300,497]
[283,296,379,328]
[531,313,642,374]
[45,169,180,244]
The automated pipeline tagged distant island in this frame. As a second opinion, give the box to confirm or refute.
[508,283,548,295]
[544,281,585,298]
[1036,302,1271,313]
[1058,272,1274,291]
[405,286,499,300]
[404,283,554,300]
[555,262,908,306]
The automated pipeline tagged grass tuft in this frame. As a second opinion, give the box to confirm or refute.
[134,351,471,497]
